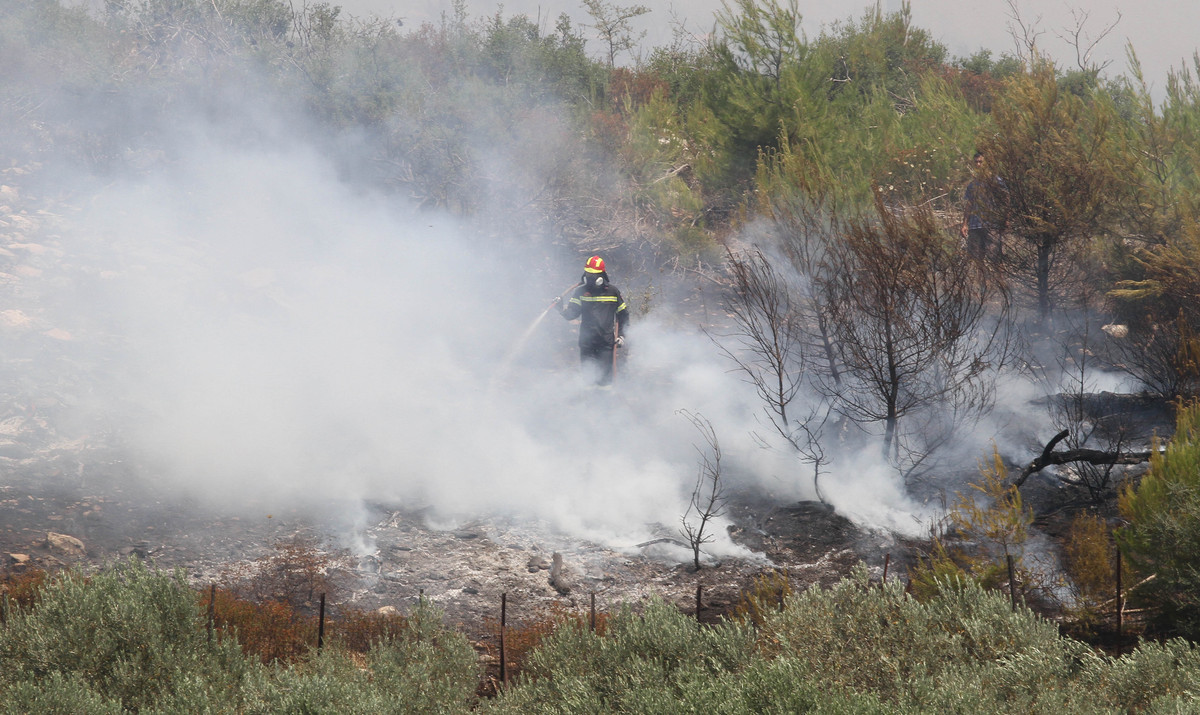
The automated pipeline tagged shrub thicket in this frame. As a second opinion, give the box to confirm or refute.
[3,559,1200,711]
[489,565,1200,713]
[0,558,252,712]
[0,559,478,713]
[1118,399,1200,638]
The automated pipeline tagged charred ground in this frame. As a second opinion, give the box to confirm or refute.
[0,431,891,636]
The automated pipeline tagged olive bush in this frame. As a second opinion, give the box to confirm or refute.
[0,558,252,712]
[0,560,479,714]
[491,566,1200,713]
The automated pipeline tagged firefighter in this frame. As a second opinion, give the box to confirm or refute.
[555,255,629,386]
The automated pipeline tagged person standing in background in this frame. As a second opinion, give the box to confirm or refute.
[555,255,629,386]
[961,151,1008,260]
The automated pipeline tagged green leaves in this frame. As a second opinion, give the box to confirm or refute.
[1118,400,1200,637]
[490,567,1200,713]
[0,559,249,711]
[0,559,479,713]
[5,560,1200,712]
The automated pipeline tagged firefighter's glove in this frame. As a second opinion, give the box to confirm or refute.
[615,335,625,348]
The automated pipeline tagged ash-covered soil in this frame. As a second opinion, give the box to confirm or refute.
[0,183,1173,641]
[0,189,898,634]
[0,437,895,635]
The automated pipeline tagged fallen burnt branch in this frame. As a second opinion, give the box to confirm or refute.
[1013,429,1153,488]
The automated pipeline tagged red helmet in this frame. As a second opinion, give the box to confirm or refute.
[584,255,606,274]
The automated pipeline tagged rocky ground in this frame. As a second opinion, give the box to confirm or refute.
[0,176,901,638]
[0,436,897,636]
[0,173,1172,646]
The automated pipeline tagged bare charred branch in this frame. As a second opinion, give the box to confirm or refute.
[1013,428,1152,488]
[678,410,726,571]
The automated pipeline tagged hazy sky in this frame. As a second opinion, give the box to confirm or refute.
[337,0,1198,99]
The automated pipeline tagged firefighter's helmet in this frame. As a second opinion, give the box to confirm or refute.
[584,256,606,274]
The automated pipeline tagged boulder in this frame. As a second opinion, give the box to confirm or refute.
[46,532,85,558]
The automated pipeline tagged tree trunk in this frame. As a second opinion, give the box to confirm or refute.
[1037,237,1053,324]
[818,313,841,386]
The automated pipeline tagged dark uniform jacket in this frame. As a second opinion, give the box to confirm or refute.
[562,284,629,350]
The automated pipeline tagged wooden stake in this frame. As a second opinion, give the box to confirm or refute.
[590,592,596,632]
[695,584,703,620]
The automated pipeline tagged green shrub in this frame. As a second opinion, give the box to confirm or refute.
[0,672,124,714]
[1118,399,1200,637]
[1088,638,1200,712]
[3,560,1199,712]
[240,599,477,715]
[755,565,1069,708]
[239,647,382,714]
[0,558,252,712]
[486,597,757,713]
[363,598,480,713]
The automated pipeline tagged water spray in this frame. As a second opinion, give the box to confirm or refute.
[489,282,581,390]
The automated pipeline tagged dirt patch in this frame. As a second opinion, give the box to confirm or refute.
[0,444,896,638]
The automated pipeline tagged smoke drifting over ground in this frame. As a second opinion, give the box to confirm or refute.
[23,110,937,558]
[1,8,971,566]
[13,101,741,557]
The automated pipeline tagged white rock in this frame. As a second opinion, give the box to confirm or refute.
[46,532,85,558]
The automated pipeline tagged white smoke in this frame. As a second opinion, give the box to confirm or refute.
[41,121,775,557]
[51,121,939,557]
[23,116,974,567]
[4,5,1006,566]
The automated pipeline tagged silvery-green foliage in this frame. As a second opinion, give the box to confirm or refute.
[754,566,1200,712]
[486,597,756,713]
[733,657,896,714]
[486,595,899,714]
[0,672,125,714]
[362,605,480,715]
[240,646,381,714]
[755,565,1052,701]
[138,670,251,714]
[917,645,1110,714]
[0,558,253,712]
[524,597,754,682]
[239,599,477,715]
[1084,638,1200,712]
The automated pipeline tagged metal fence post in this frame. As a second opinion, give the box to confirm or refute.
[317,593,326,651]
[1116,548,1123,657]
[499,592,507,685]
[207,583,215,643]
[1007,555,1018,612]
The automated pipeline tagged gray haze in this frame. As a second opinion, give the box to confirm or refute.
[12,66,925,561]
[15,0,1149,563]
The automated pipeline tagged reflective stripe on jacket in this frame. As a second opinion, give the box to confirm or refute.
[562,284,629,347]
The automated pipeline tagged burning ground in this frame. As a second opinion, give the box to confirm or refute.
[0,176,908,637]
[0,81,1174,646]
[0,405,897,635]
[0,164,1176,643]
